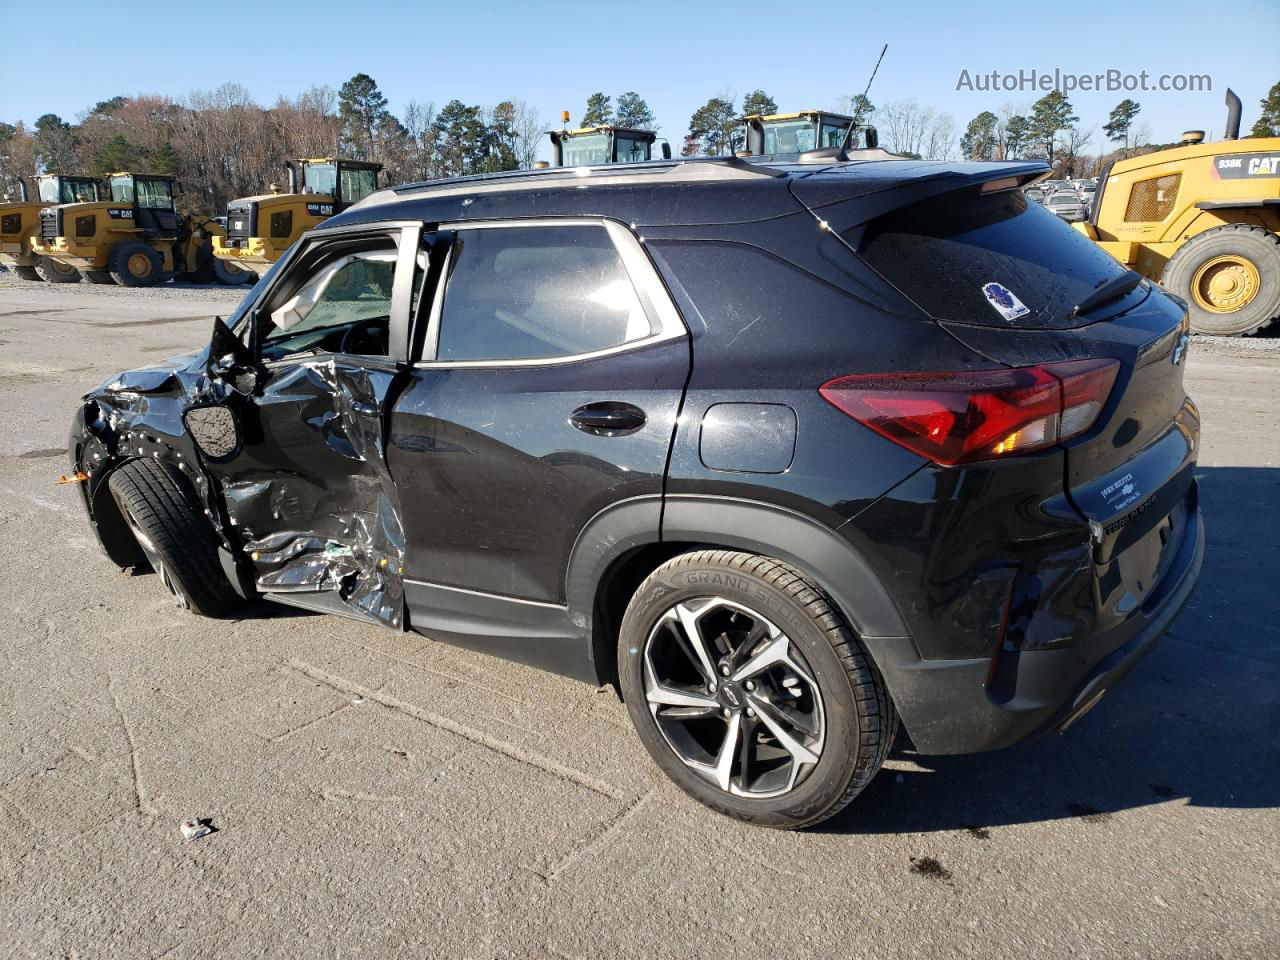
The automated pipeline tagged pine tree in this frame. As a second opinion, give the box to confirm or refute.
[1103,99,1142,152]
[1028,91,1077,164]
[1250,81,1280,138]
[741,90,777,117]
[960,111,998,160]
[581,93,613,128]
[614,92,655,130]
[687,97,738,156]
[338,74,391,160]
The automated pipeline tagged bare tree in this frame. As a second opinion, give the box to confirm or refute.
[879,99,956,158]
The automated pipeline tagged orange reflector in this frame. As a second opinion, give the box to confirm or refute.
[55,472,88,485]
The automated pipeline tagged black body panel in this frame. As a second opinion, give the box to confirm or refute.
[68,155,1203,758]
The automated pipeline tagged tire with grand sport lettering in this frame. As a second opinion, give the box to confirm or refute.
[618,550,897,829]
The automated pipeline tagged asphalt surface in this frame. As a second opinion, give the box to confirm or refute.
[0,275,1277,960]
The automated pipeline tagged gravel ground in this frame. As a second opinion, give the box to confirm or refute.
[0,282,1276,960]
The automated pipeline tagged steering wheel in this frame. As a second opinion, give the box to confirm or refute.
[339,316,390,356]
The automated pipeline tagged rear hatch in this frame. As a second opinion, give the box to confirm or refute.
[813,174,1198,615]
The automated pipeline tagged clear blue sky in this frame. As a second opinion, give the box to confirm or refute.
[1,0,1277,154]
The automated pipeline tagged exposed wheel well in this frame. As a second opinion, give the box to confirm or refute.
[87,459,147,569]
[591,541,704,692]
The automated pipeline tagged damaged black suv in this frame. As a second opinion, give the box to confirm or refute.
[71,154,1203,829]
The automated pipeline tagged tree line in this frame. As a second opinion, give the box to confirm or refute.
[3,74,1277,215]
[0,74,546,214]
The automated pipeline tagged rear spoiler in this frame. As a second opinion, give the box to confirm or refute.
[790,160,1051,230]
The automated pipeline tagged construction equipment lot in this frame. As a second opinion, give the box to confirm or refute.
[1,275,1276,960]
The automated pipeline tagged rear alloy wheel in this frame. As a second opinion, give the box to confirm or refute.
[619,551,897,829]
[1162,225,1280,336]
[109,240,165,288]
[34,256,81,283]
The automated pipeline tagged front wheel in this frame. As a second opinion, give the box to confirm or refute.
[34,256,81,283]
[14,265,41,281]
[212,256,254,285]
[618,550,897,829]
[108,240,164,287]
[107,459,246,617]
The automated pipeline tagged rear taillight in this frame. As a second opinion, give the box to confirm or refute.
[820,359,1119,466]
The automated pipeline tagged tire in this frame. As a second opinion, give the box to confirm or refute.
[34,256,81,283]
[108,240,165,288]
[83,269,115,284]
[14,265,41,281]
[1161,225,1280,336]
[211,256,254,285]
[618,550,897,829]
[107,459,245,617]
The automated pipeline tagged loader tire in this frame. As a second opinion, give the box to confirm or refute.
[34,256,81,283]
[1162,224,1280,337]
[109,241,164,288]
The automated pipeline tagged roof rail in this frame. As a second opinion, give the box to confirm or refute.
[368,156,786,207]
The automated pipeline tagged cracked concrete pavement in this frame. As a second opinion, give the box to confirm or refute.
[0,277,1277,959]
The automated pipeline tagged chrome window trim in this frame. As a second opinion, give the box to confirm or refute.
[412,217,687,369]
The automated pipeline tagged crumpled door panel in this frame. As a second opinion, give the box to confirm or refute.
[203,358,406,627]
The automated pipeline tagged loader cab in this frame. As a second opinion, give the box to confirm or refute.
[549,127,668,166]
[740,110,878,157]
[286,159,382,211]
[36,175,102,205]
[109,173,181,237]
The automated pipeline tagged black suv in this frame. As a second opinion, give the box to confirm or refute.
[69,155,1203,829]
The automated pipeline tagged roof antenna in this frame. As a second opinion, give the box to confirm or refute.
[840,43,887,154]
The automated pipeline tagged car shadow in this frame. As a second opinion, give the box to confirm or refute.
[822,465,1280,834]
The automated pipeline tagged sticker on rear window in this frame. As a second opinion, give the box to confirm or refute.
[981,282,1030,322]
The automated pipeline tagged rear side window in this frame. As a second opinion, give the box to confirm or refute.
[855,189,1129,328]
[435,225,654,361]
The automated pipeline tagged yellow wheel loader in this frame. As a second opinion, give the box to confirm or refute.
[548,123,669,166]
[1074,90,1280,336]
[29,172,252,288]
[0,175,102,283]
[212,158,383,276]
[738,110,880,157]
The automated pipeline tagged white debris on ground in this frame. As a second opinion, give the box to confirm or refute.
[179,819,215,841]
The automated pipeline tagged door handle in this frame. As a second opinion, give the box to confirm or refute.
[569,401,647,436]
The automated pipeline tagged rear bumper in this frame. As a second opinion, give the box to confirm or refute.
[877,495,1204,755]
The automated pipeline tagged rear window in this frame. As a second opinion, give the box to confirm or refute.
[855,188,1129,328]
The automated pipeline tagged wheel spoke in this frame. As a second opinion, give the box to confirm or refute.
[730,633,814,686]
[749,693,819,766]
[671,602,719,684]
[713,711,742,792]
[646,680,718,710]
[729,619,769,668]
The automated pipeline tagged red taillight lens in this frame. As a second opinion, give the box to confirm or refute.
[820,359,1119,466]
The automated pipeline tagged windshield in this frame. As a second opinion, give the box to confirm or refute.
[41,178,96,203]
[615,135,650,163]
[303,162,337,195]
[856,188,1130,328]
[561,133,610,166]
[761,120,817,155]
[339,166,378,203]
